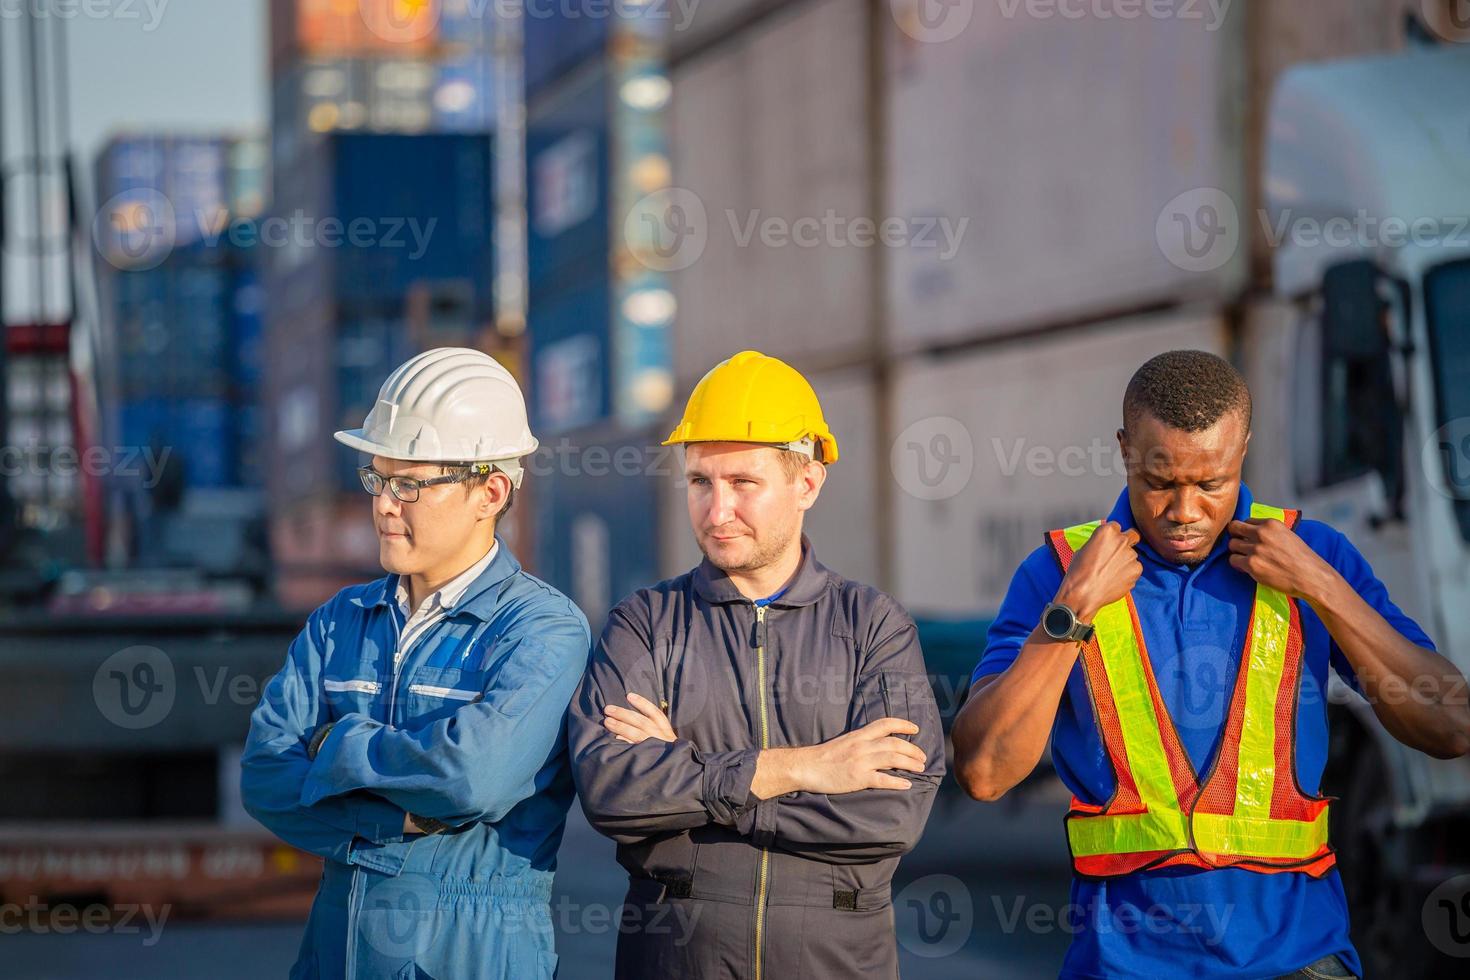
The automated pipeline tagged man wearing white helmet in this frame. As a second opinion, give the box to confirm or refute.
[242,348,591,979]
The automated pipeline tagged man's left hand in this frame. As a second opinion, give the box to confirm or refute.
[603,692,676,744]
[1226,518,1335,602]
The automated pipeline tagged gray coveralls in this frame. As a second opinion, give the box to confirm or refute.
[568,539,945,979]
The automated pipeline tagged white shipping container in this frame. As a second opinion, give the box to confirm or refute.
[889,311,1226,616]
[885,3,1246,351]
[658,364,881,588]
[670,0,875,386]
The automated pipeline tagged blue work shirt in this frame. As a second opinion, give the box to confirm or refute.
[241,538,591,980]
[972,486,1435,979]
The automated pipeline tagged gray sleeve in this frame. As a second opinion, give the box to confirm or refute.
[741,600,945,865]
[568,602,761,845]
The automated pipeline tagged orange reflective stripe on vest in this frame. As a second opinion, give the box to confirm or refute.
[1046,502,1336,879]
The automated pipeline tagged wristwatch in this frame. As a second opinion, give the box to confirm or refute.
[408,814,451,836]
[1040,602,1095,644]
[306,721,337,760]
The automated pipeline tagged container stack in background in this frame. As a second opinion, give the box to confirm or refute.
[655,0,1423,616]
[93,134,271,577]
[263,0,517,609]
[661,0,887,588]
[523,7,676,627]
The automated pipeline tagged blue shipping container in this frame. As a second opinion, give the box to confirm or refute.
[320,133,496,313]
[526,66,609,295]
[524,9,608,100]
[533,428,662,629]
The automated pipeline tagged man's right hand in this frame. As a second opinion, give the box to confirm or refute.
[1055,521,1142,622]
[751,718,927,798]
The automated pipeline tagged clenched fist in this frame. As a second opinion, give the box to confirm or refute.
[1055,521,1143,621]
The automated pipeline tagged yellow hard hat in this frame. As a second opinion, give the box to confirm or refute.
[662,350,839,463]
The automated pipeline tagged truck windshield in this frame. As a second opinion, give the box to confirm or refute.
[1425,258,1470,543]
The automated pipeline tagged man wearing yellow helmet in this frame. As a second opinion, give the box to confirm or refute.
[568,350,945,979]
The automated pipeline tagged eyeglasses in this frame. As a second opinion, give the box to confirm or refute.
[358,465,478,503]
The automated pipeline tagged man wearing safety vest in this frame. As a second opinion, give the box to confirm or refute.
[241,348,591,979]
[568,350,945,978]
[953,350,1470,979]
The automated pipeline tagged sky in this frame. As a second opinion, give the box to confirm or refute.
[3,0,265,321]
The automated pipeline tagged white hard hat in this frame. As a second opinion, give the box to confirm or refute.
[334,347,539,488]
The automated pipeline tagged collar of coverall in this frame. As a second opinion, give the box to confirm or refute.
[693,533,832,607]
[365,533,521,622]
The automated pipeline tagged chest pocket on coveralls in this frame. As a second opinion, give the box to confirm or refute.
[405,666,488,724]
[321,676,385,721]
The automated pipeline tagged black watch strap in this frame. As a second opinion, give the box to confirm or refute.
[408,814,451,836]
[306,721,336,760]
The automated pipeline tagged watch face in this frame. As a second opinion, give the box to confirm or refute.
[1044,606,1074,639]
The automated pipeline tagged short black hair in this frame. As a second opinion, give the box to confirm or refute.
[1123,350,1252,434]
[442,462,515,519]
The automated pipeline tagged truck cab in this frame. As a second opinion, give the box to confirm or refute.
[1261,43,1470,973]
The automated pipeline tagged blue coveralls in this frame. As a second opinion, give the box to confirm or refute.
[241,539,590,979]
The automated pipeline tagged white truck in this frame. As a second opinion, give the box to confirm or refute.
[1249,43,1470,975]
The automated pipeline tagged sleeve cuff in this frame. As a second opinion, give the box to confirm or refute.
[300,713,369,806]
[734,794,780,847]
[696,747,761,826]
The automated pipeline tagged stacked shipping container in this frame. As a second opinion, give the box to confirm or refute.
[265,0,518,607]
[525,7,677,624]
[662,0,1418,615]
[95,134,269,493]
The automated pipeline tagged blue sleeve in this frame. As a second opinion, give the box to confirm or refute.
[300,603,591,827]
[970,544,1064,687]
[239,600,409,862]
[1300,520,1438,694]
